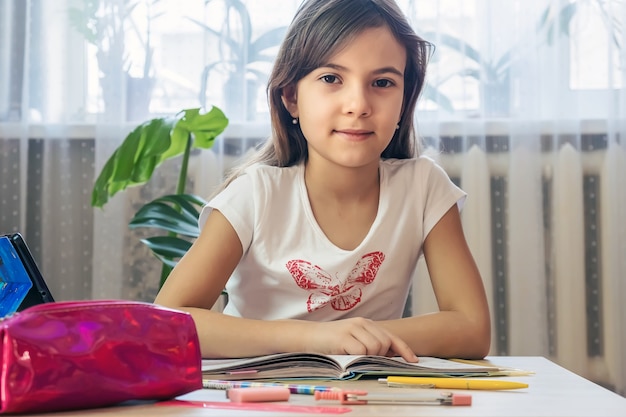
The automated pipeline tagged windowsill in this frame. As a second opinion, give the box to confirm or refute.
[0,118,613,139]
[0,121,272,141]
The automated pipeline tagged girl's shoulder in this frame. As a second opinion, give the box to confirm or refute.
[213,163,302,203]
[380,155,440,175]
[380,156,454,191]
[241,163,302,185]
[224,164,303,200]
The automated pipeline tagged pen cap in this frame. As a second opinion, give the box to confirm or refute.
[227,387,290,403]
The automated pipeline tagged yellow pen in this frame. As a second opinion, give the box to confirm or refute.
[380,376,529,390]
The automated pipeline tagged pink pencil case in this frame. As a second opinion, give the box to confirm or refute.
[0,300,202,414]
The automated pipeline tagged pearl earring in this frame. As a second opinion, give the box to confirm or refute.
[292,118,299,125]
[396,124,400,130]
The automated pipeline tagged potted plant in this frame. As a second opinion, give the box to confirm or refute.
[91,107,229,287]
[538,0,622,49]
[422,30,514,117]
[69,0,164,120]
[187,0,288,121]
[422,0,622,116]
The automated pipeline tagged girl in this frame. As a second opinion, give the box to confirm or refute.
[155,0,491,361]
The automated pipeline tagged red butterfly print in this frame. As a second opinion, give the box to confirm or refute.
[286,252,385,312]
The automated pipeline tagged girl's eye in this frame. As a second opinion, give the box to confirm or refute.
[321,75,339,84]
[374,79,394,88]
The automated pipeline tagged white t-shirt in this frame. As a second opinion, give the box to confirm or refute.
[200,156,466,322]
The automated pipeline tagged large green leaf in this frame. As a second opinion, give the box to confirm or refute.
[129,194,208,238]
[133,200,197,226]
[91,107,228,208]
[130,206,199,237]
[152,194,208,218]
[169,107,229,152]
[142,236,193,258]
[140,236,193,260]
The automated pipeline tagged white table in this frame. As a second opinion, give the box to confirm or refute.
[29,357,626,416]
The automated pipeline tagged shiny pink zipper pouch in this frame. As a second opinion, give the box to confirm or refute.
[0,300,202,414]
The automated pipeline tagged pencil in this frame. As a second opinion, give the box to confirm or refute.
[381,376,529,390]
[202,379,340,395]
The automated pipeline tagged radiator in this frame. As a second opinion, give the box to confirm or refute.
[410,137,626,395]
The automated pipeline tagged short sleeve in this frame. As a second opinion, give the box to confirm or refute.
[199,174,255,252]
[421,158,467,238]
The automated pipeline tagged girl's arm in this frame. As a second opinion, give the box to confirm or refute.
[155,209,418,360]
[377,205,492,359]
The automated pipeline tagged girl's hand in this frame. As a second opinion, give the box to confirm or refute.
[303,317,419,362]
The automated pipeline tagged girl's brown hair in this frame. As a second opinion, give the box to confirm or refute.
[217,0,432,192]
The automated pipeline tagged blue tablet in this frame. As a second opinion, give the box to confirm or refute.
[0,233,55,314]
[0,235,33,316]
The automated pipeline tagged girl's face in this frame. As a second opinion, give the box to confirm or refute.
[282,25,406,171]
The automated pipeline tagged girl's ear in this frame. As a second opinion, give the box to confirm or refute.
[281,85,298,118]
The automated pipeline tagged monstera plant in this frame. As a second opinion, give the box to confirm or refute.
[92,107,229,287]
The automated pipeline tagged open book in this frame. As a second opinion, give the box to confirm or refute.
[201,352,507,381]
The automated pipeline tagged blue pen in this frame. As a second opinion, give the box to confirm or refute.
[202,379,339,395]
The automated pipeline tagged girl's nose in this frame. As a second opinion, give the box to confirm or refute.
[343,85,372,117]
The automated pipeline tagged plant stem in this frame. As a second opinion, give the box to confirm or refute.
[176,132,193,195]
[159,132,193,288]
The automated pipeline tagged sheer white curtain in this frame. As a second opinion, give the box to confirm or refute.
[406,0,626,395]
[0,0,298,302]
[0,0,624,395]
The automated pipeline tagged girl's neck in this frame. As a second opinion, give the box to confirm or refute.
[304,160,380,203]
[303,160,381,251]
